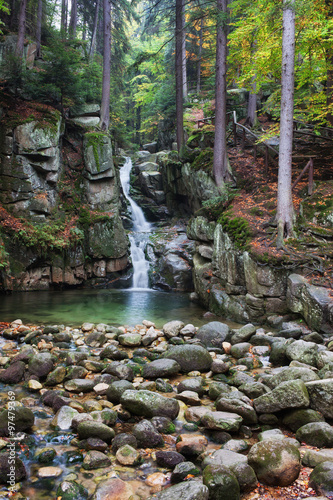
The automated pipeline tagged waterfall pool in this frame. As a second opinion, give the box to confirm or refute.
[0,288,210,328]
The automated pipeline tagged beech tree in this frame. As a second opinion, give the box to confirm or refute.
[61,0,68,33]
[213,0,229,186]
[100,0,111,131]
[276,0,295,247]
[69,0,77,38]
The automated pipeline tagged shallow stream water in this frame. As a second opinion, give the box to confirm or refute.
[0,289,209,328]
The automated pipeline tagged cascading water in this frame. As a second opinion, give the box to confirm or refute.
[120,157,151,289]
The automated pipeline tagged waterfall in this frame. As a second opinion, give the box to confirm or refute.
[120,157,151,289]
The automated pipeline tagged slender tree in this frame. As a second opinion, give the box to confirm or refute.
[196,17,203,93]
[15,0,28,58]
[69,0,77,38]
[182,0,188,100]
[89,0,101,60]
[36,0,42,58]
[100,0,111,131]
[276,0,296,247]
[213,0,229,187]
[61,0,68,34]
[175,0,184,152]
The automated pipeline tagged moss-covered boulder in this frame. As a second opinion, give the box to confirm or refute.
[309,461,333,498]
[120,390,179,420]
[148,481,209,500]
[203,464,240,500]
[247,440,301,486]
[0,407,35,436]
[77,421,115,443]
[162,344,212,373]
[296,422,333,448]
[253,380,309,413]
[0,453,26,484]
[57,480,89,500]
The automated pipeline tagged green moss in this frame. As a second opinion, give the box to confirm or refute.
[249,207,264,216]
[217,213,252,250]
[191,148,214,173]
[85,132,108,173]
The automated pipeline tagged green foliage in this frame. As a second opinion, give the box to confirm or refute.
[14,220,83,253]
[191,148,214,173]
[201,190,238,220]
[78,207,110,230]
[217,213,252,249]
[21,33,102,108]
[85,132,108,173]
[0,236,9,270]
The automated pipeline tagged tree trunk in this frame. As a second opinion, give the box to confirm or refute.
[136,105,141,145]
[100,0,111,131]
[36,0,42,58]
[246,80,257,127]
[61,0,68,34]
[15,0,28,58]
[175,0,184,153]
[69,0,77,38]
[196,17,203,94]
[89,0,101,60]
[276,0,295,248]
[213,0,229,187]
[182,0,188,101]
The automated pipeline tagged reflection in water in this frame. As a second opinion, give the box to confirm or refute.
[0,289,208,328]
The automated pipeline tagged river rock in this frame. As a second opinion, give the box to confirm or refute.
[118,333,142,347]
[57,481,89,500]
[162,344,212,372]
[77,421,115,443]
[0,407,34,436]
[28,352,54,378]
[170,461,201,482]
[175,434,208,456]
[266,366,319,388]
[305,378,333,418]
[215,397,257,425]
[253,379,309,413]
[64,378,96,393]
[116,444,141,465]
[203,464,240,500]
[93,477,134,499]
[196,321,230,348]
[120,390,179,419]
[0,361,26,384]
[45,366,66,386]
[104,361,134,380]
[155,450,185,468]
[309,461,333,498]
[148,481,209,500]
[283,408,325,432]
[152,416,175,433]
[106,380,134,404]
[203,449,247,468]
[230,324,256,345]
[83,450,111,470]
[201,411,243,432]
[51,405,79,430]
[247,440,301,486]
[296,422,333,448]
[285,340,319,366]
[133,419,164,448]
[163,320,185,338]
[111,433,138,453]
[0,453,26,484]
[303,449,333,468]
[37,466,63,478]
[143,359,181,378]
[177,377,205,397]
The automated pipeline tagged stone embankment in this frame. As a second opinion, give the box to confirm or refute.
[0,317,333,499]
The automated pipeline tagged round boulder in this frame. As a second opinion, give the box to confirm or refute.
[162,344,212,373]
[143,359,181,379]
[247,439,301,486]
[309,461,333,498]
[196,322,230,348]
[203,464,240,500]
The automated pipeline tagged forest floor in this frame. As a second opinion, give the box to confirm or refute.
[194,112,333,291]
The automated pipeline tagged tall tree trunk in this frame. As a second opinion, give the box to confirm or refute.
[276,0,295,248]
[100,0,111,131]
[175,0,184,153]
[15,0,28,58]
[213,0,229,187]
[69,0,77,38]
[61,0,68,34]
[36,0,42,58]
[196,17,203,94]
[136,105,141,145]
[246,82,257,127]
[89,0,101,60]
[182,0,188,101]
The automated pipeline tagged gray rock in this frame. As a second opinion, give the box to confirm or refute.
[118,333,142,347]
[170,461,201,482]
[303,449,333,468]
[177,377,205,397]
[28,352,54,378]
[51,405,79,430]
[64,378,96,393]
[83,450,111,470]
[0,453,26,484]
[203,464,240,500]
[283,408,325,432]
[253,379,309,413]
[148,481,209,500]
[106,380,134,404]
[296,422,333,448]
[162,344,212,373]
[143,359,181,379]
[0,407,34,436]
[309,461,333,498]
[132,419,163,448]
[163,320,185,338]
[247,440,301,486]
[56,480,89,500]
[196,321,230,348]
[215,398,257,425]
[230,324,256,345]
[77,421,115,443]
[111,433,137,453]
[306,378,333,418]
[285,340,319,366]
[267,366,319,388]
[201,411,243,432]
[202,449,247,468]
[120,390,179,420]
[155,451,185,468]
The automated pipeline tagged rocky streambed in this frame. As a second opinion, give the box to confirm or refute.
[0,317,333,499]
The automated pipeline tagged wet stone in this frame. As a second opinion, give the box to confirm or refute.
[83,450,111,470]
